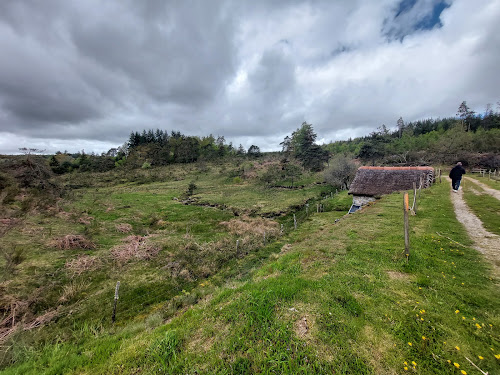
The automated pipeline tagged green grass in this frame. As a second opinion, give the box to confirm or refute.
[2,165,499,374]
[462,182,500,235]
[467,174,500,190]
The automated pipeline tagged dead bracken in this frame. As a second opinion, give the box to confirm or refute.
[65,255,101,276]
[219,215,279,237]
[115,223,133,233]
[110,235,160,264]
[51,235,96,250]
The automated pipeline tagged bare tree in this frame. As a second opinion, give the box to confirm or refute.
[324,154,357,190]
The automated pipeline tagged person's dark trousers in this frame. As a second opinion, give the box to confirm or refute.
[452,178,461,190]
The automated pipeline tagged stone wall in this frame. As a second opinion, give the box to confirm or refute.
[353,195,376,206]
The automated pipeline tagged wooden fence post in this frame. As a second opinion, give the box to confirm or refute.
[293,214,297,230]
[112,281,120,323]
[236,239,239,251]
[263,231,266,244]
[413,182,418,214]
[403,193,410,262]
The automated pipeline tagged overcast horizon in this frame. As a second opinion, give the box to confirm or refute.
[1,0,499,155]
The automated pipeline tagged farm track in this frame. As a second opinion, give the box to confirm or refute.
[449,179,500,278]
[465,177,500,200]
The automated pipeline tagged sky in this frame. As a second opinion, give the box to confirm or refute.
[0,0,499,154]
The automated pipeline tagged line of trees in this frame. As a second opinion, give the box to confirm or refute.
[325,101,500,167]
[48,129,263,174]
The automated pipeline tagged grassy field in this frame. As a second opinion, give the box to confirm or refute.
[467,174,500,190]
[462,180,500,236]
[1,164,499,374]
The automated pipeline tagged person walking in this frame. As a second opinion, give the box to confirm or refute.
[449,162,466,192]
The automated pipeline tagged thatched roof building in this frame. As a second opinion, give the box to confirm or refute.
[347,166,434,213]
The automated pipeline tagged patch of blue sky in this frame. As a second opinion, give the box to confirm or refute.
[414,1,451,31]
[384,0,451,41]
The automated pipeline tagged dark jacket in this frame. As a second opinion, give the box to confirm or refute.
[449,165,466,180]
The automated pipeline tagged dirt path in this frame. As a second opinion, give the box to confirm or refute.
[449,179,500,277]
[465,177,500,200]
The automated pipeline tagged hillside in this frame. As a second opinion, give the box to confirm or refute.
[1,160,499,374]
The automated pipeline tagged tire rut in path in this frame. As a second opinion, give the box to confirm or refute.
[449,180,500,278]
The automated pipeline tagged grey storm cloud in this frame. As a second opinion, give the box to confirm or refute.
[0,0,499,154]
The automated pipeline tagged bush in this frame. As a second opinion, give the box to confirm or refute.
[324,154,357,190]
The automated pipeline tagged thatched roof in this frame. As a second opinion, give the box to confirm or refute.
[348,166,434,196]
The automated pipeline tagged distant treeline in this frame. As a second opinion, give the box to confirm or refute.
[326,102,500,167]
[47,101,500,174]
[48,129,261,174]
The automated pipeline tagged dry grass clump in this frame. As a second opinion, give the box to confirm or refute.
[115,223,133,233]
[77,215,94,225]
[219,216,279,237]
[111,235,160,264]
[58,279,90,302]
[65,255,101,276]
[51,235,96,250]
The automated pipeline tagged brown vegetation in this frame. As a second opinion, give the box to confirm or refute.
[110,235,160,264]
[219,216,279,237]
[51,235,96,250]
[115,223,133,233]
[65,255,102,276]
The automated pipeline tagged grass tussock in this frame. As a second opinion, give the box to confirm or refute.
[65,255,102,276]
[219,215,280,236]
[51,234,96,250]
[115,223,133,233]
[110,235,160,264]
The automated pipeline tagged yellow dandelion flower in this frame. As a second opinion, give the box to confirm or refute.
[489,324,492,327]
[478,356,484,360]
[455,346,460,351]
[495,353,500,359]
[404,361,407,365]
[473,317,476,321]
[404,366,408,371]
[455,310,460,314]
[422,336,426,340]
[421,318,424,321]
[476,323,482,329]
[462,282,465,285]
[462,316,466,320]
[408,342,412,346]
[412,361,417,366]
[461,371,467,375]
[419,287,422,290]
[444,341,447,344]
[447,359,451,364]
[454,362,460,368]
